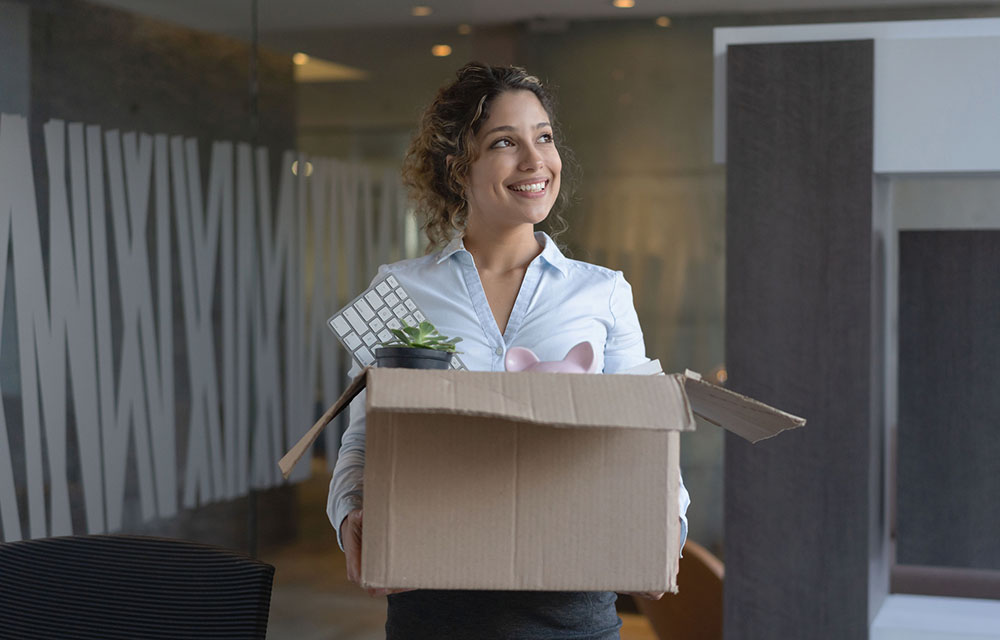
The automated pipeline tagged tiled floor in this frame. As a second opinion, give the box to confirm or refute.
[261,460,657,640]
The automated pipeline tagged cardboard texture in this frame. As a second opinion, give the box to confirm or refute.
[279,363,805,592]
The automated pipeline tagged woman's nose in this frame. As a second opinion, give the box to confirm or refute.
[518,146,544,171]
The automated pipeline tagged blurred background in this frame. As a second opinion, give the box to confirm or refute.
[2,0,999,638]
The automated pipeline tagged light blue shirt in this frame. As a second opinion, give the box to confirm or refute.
[328,230,690,553]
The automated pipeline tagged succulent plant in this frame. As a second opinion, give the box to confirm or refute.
[379,320,463,353]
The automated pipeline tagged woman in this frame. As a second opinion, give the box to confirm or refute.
[328,62,690,639]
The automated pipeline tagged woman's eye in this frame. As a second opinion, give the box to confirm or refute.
[538,133,554,143]
[490,138,512,149]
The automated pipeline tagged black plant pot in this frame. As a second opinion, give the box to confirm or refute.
[374,347,453,370]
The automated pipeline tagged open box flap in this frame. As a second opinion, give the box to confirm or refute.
[278,366,370,479]
[682,370,806,443]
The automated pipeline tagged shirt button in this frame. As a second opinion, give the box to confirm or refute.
[495,346,504,356]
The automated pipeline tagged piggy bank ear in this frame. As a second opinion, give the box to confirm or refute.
[564,341,597,373]
[505,347,540,372]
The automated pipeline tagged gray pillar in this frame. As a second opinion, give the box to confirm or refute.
[724,40,879,639]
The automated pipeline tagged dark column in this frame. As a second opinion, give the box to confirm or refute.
[724,40,876,639]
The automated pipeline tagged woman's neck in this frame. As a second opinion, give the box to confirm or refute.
[462,221,543,274]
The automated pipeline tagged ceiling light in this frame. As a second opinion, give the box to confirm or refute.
[411,5,432,16]
[655,16,671,27]
[612,0,635,8]
[431,44,452,57]
[291,160,313,177]
[294,57,368,83]
[458,24,472,35]
[292,52,310,65]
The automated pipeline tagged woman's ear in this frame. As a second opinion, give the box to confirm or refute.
[505,347,540,372]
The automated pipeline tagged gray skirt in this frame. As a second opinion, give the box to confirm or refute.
[385,590,622,640]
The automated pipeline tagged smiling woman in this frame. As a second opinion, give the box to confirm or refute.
[329,62,690,640]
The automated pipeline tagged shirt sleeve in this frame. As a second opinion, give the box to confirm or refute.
[678,468,690,555]
[603,270,690,552]
[603,271,649,374]
[327,267,392,550]
[327,360,366,551]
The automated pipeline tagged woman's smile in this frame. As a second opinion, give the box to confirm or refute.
[507,178,550,198]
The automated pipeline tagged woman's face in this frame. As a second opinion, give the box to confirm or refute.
[464,90,562,233]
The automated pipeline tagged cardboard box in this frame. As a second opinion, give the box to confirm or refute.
[279,362,804,592]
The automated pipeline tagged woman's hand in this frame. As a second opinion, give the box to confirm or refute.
[342,509,364,586]
[341,509,414,598]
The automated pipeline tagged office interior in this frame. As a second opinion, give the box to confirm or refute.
[1,0,998,638]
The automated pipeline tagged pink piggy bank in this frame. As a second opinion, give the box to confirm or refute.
[504,341,598,374]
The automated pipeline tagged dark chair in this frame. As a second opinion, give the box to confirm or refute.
[635,539,725,640]
[0,534,275,639]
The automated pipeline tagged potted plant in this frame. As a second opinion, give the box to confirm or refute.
[375,320,463,370]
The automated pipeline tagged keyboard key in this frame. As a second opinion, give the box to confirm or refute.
[387,318,401,330]
[404,315,415,326]
[330,315,351,336]
[405,299,416,311]
[355,299,375,321]
[384,292,399,307]
[387,275,398,287]
[365,290,383,309]
[376,281,391,296]
[344,333,362,349]
[362,332,377,346]
[371,318,384,332]
[378,329,392,342]
[393,304,407,319]
[344,307,367,334]
[378,306,393,321]
[414,310,425,322]
[358,346,374,365]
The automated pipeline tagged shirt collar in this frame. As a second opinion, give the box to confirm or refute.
[436,234,466,263]
[435,230,570,277]
[534,231,570,277]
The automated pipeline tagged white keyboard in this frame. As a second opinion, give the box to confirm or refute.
[328,273,468,370]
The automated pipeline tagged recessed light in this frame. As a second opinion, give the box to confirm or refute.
[292,52,310,65]
[431,44,452,57]
[612,0,635,8]
[655,16,671,27]
[291,160,314,177]
[411,5,432,16]
[458,24,472,35]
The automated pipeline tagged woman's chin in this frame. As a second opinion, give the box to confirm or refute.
[517,202,554,226]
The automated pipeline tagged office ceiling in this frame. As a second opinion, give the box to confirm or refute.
[91,0,981,33]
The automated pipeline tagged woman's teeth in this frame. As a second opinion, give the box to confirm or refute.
[510,181,546,192]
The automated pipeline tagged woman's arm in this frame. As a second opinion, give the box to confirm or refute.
[603,271,649,374]
[327,364,367,551]
[329,266,392,550]
[604,271,691,553]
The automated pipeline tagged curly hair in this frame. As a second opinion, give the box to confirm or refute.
[402,62,576,251]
